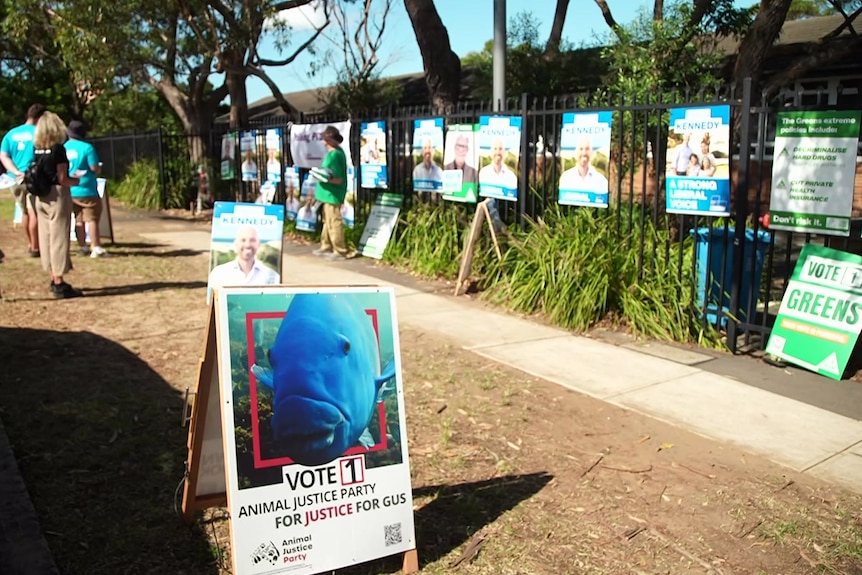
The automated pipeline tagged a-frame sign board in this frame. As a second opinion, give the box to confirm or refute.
[454,198,504,296]
[181,301,228,517]
[182,286,418,575]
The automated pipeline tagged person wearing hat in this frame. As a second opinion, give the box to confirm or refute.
[311,125,352,260]
[64,120,106,258]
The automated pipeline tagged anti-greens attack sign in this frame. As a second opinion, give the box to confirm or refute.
[766,244,862,380]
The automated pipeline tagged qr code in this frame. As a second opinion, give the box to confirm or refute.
[384,523,402,547]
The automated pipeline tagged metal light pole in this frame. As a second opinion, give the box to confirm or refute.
[493,0,506,111]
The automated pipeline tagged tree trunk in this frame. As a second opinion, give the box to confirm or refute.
[544,0,569,57]
[223,50,249,131]
[733,0,793,93]
[403,0,461,110]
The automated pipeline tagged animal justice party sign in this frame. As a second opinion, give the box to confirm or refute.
[214,285,415,574]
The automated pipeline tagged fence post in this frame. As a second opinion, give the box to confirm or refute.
[157,126,168,210]
[727,77,753,353]
[518,92,528,228]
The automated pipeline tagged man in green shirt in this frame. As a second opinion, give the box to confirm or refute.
[312,126,353,260]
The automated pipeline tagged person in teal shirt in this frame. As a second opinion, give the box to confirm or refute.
[1,103,46,257]
[311,125,352,260]
[64,120,107,257]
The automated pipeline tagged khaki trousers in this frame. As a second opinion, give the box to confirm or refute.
[36,185,73,277]
[320,202,347,255]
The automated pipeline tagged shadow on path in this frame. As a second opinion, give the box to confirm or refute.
[0,327,219,575]
[81,280,207,297]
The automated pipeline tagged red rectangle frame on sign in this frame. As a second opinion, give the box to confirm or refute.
[244,308,389,468]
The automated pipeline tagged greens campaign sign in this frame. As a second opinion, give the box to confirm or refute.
[558,112,612,208]
[442,124,479,203]
[665,106,731,216]
[768,111,861,236]
[478,115,521,201]
[766,244,862,380]
[215,286,416,574]
[358,193,402,259]
[411,118,444,192]
[360,121,387,189]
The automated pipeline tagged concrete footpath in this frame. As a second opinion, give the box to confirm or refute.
[137,218,862,495]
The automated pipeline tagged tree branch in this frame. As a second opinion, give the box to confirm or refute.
[593,0,623,40]
[256,9,330,66]
[245,66,299,117]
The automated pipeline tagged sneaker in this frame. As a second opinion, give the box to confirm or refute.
[0,248,4,263]
[29,248,40,258]
[323,252,347,261]
[50,282,83,299]
[312,248,330,257]
[77,246,91,256]
[90,246,108,258]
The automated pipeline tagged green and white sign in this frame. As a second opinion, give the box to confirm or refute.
[769,110,861,236]
[766,244,862,380]
[358,192,403,259]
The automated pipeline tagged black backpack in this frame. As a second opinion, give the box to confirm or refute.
[23,150,54,197]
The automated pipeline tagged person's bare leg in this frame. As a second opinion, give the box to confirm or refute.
[88,220,101,248]
[26,205,39,253]
[75,220,87,248]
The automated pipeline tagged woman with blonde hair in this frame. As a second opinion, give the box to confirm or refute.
[33,111,81,298]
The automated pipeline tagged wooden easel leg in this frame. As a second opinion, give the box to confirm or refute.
[402,548,419,574]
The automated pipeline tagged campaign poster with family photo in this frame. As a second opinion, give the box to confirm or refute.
[289,121,353,169]
[214,285,416,574]
[478,116,521,201]
[221,132,237,180]
[558,112,612,208]
[207,202,284,304]
[265,129,283,183]
[411,118,444,193]
[665,105,731,216]
[360,121,387,189]
[284,166,301,221]
[442,124,479,203]
[241,131,259,183]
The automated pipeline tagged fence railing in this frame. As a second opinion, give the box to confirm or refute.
[92,79,862,352]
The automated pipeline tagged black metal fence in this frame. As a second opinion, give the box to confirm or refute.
[94,78,862,352]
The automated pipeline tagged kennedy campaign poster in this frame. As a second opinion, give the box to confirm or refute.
[442,124,479,203]
[558,112,612,208]
[265,129,283,183]
[207,202,284,303]
[241,131,259,183]
[215,286,416,575]
[768,110,861,236]
[478,115,521,201]
[221,132,237,180]
[665,105,731,216]
[284,167,301,221]
[295,175,320,233]
[412,118,444,193]
[360,121,387,189]
[766,244,862,380]
[289,121,353,169]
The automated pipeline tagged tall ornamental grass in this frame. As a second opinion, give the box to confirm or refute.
[383,201,469,278]
[472,206,721,347]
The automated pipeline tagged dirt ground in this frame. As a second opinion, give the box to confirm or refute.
[1,201,861,575]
